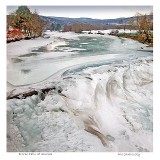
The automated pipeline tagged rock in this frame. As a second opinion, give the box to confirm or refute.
[88,31,93,34]
[97,31,104,35]
[43,34,50,39]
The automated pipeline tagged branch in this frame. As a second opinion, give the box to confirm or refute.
[7,87,56,100]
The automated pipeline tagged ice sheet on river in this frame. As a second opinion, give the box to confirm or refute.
[7,31,152,88]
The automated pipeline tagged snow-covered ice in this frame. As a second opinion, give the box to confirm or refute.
[82,29,138,34]
[7,31,153,152]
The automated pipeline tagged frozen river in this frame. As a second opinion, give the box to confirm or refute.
[7,31,153,152]
[7,30,152,87]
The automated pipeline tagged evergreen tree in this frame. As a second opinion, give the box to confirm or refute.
[50,23,55,31]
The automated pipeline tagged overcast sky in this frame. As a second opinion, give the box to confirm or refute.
[7,6,152,19]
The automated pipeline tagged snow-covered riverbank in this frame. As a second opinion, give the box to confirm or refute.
[7,31,153,152]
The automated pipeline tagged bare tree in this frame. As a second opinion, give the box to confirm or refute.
[135,12,153,43]
[128,18,135,33]
[135,12,153,34]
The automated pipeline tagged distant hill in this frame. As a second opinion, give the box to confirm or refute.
[41,15,153,26]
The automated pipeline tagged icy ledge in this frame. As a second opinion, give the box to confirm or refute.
[7,58,153,152]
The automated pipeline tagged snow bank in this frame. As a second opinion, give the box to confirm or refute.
[7,58,153,152]
[82,29,138,34]
[45,40,67,51]
[7,37,68,57]
[44,31,81,40]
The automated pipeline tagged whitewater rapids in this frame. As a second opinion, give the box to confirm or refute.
[7,57,153,152]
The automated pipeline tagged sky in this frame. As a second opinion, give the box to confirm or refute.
[7,6,152,19]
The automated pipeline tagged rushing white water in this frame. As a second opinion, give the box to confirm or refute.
[7,31,153,152]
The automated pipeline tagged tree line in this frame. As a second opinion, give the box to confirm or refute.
[62,12,153,34]
[7,6,44,37]
[7,7,153,40]
[109,12,153,46]
[62,23,131,33]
